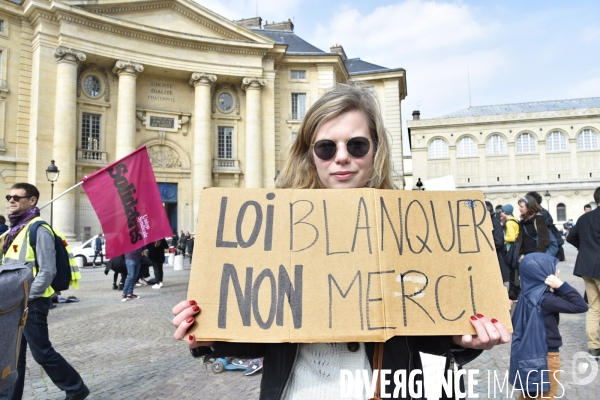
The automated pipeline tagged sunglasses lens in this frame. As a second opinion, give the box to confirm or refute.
[313,140,337,160]
[347,137,371,158]
[5,195,11,201]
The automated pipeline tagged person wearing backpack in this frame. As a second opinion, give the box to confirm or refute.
[510,253,587,399]
[517,195,552,259]
[526,191,565,261]
[0,183,89,400]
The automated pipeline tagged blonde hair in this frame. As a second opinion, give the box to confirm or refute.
[276,83,397,189]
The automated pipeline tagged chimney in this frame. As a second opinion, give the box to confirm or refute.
[235,17,262,29]
[330,43,347,60]
[412,110,420,120]
[264,18,294,31]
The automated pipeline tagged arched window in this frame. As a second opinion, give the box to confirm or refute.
[486,134,507,155]
[578,129,599,150]
[457,136,477,157]
[556,203,566,221]
[428,138,448,159]
[546,131,568,152]
[516,133,536,154]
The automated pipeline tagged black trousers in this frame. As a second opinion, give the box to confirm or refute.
[152,261,163,283]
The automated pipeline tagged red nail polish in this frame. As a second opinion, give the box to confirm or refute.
[189,300,197,306]
[188,334,194,341]
[192,305,200,312]
[186,317,194,323]
[476,313,484,319]
[491,318,498,323]
[470,315,477,321]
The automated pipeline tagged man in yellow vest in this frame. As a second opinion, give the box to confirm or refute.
[0,183,89,400]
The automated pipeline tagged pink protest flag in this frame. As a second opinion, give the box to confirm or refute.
[81,146,173,258]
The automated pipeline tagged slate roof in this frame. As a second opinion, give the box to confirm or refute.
[251,29,402,76]
[344,58,389,74]
[439,97,600,118]
[251,28,325,54]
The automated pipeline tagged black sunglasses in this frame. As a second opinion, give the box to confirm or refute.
[6,195,33,202]
[312,137,372,161]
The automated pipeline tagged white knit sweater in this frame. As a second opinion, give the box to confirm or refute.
[282,343,371,400]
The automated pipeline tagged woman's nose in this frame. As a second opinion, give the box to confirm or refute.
[334,143,350,163]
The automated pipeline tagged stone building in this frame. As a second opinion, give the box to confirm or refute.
[0,0,406,240]
[407,98,600,225]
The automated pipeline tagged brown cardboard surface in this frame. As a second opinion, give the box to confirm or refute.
[187,188,512,343]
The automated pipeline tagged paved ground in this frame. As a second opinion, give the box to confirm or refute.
[19,244,599,399]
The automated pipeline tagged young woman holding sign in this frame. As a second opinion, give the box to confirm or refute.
[172,83,510,399]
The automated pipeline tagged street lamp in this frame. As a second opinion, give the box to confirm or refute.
[544,190,551,211]
[415,178,424,191]
[46,160,60,227]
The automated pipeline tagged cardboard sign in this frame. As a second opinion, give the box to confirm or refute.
[188,188,512,343]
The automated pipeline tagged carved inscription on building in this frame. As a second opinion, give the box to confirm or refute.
[150,116,175,129]
[148,82,176,103]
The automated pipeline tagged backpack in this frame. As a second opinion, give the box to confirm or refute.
[29,221,79,292]
[523,218,558,257]
[0,263,33,392]
[509,253,554,397]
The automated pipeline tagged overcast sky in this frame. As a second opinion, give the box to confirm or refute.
[198,0,600,154]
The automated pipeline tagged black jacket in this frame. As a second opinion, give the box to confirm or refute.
[146,239,169,264]
[567,207,600,280]
[519,215,550,255]
[490,213,508,282]
[205,337,481,400]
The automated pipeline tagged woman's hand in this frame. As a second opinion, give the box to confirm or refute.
[172,300,215,348]
[452,314,511,350]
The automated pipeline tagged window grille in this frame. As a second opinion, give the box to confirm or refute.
[218,127,233,159]
[290,70,306,80]
[291,93,306,120]
[457,136,477,157]
[577,129,599,150]
[428,138,448,159]
[556,203,566,221]
[546,131,568,152]
[486,134,507,155]
[81,113,101,159]
[516,133,536,154]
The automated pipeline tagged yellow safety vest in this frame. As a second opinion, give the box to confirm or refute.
[2,217,81,298]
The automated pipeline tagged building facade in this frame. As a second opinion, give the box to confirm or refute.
[0,0,407,240]
[407,98,600,225]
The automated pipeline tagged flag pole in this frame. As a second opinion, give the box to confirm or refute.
[39,181,85,210]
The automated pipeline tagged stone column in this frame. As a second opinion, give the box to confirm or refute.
[113,60,144,160]
[242,77,266,188]
[189,72,216,225]
[53,47,86,240]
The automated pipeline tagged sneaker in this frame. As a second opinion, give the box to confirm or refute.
[159,282,163,287]
[135,282,142,287]
[243,359,263,376]
[230,358,251,367]
[121,295,128,302]
[127,294,141,300]
[589,349,600,358]
[112,283,118,290]
[152,284,161,289]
